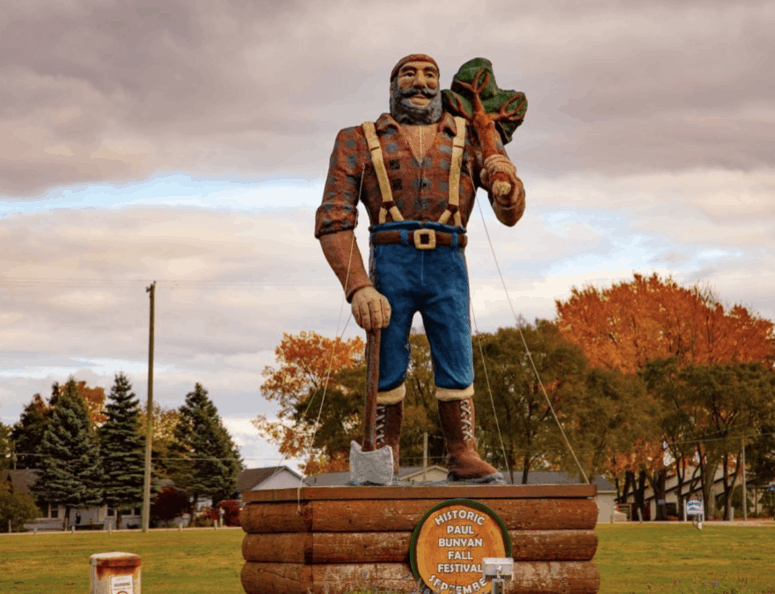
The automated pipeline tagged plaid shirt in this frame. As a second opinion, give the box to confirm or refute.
[315,112,506,238]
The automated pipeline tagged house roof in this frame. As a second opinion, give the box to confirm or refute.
[501,471,615,491]
[400,465,450,480]
[1,469,39,494]
[236,466,302,492]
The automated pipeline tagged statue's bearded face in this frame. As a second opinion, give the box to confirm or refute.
[390,60,443,125]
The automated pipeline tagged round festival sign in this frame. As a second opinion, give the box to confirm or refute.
[410,499,512,594]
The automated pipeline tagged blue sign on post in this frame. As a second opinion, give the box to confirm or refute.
[686,499,705,530]
[686,499,704,515]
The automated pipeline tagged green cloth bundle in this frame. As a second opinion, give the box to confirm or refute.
[442,57,528,145]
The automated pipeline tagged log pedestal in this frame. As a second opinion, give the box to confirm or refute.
[240,484,600,594]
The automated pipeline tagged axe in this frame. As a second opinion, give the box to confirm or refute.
[349,328,394,485]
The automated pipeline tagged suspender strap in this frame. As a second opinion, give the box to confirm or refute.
[362,122,403,223]
[363,118,466,228]
[438,116,466,227]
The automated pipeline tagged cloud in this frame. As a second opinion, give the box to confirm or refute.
[2,0,774,197]
[0,206,337,359]
[3,169,771,374]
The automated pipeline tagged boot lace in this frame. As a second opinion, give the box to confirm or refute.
[376,404,387,445]
[460,399,474,442]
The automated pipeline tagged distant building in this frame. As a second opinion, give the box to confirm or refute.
[639,466,771,521]
[1,469,142,531]
[236,465,305,493]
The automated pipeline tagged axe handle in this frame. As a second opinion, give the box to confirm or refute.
[363,327,381,452]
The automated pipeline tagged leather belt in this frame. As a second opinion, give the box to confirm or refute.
[371,229,467,250]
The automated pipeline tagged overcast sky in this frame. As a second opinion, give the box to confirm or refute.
[2,0,773,473]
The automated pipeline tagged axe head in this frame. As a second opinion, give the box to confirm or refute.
[349,440,395,485]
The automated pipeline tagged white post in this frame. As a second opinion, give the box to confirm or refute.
[742,441,747,522]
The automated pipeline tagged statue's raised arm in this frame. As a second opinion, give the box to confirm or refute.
[443,57,528,226]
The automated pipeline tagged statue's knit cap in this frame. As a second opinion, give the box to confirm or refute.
[390,54,439,81]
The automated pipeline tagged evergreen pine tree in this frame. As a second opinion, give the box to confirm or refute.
[99,373,145,529]
[30,379,103,530]
[171,383,242,522]
[0,423,11,472]
[10,393,52,469]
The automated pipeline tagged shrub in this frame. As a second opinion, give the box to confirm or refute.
[0,487,41,532]
[760,490,775,517]
[150,487,189,526]
[211,499,242,527]
[191,512,213,527]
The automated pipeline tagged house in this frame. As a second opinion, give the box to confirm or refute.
[1,469,142,532]
[400,465,450,482]
[639,466,770,520]
[237,465,305,494]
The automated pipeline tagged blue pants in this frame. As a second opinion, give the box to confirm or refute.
[369,221,474,392]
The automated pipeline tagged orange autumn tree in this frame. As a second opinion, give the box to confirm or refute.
[138,404,182,480]
[555,272,774,373]
[48,380,107,426]
[555,272,774,517]
[73,381,107,426]
[253,331,365,475]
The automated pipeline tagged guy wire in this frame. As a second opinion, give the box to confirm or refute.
[476,199,589,484]
[469,301,511,479]
[295,165,366,508]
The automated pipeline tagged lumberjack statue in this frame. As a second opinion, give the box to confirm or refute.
[315,54,527,484]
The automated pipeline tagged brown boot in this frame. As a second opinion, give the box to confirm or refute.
[375,401,403,475]
[438,398,504,484]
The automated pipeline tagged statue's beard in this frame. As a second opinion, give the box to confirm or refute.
[390,82,443,125]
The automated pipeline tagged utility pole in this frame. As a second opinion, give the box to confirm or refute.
[142,281,156,533]
[742,440,747,522]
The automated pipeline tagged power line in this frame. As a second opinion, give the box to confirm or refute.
[0,278,325,287]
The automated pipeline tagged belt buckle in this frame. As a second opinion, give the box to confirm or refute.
[413,229,436,250]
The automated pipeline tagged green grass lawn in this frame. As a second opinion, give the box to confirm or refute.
[595,523,775,594]
[0,527,244,594]
[0,523,773,593]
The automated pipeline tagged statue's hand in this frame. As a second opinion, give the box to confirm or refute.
[481,155,519,203]
[352,286,391,331]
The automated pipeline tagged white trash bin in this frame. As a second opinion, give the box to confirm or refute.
[90,552,141,594]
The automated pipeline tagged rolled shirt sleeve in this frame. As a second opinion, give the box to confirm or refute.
[315,127,365,239]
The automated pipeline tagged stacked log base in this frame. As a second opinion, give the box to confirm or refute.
[241,484,600,594]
